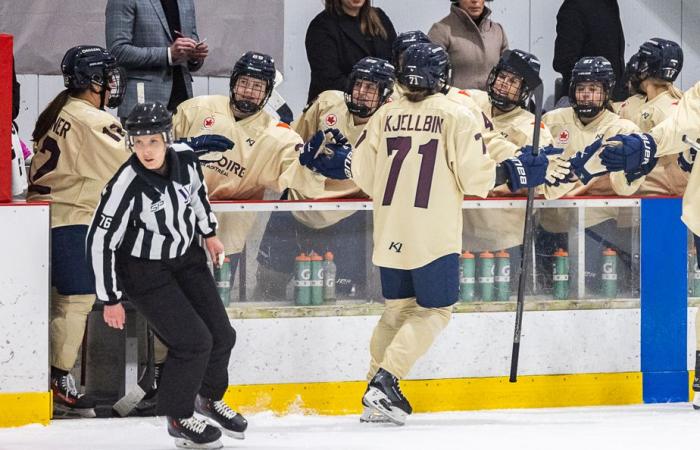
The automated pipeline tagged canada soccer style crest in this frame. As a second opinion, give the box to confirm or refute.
[325,114,338,127]
[558,130,570,145]
[203,116,215,128]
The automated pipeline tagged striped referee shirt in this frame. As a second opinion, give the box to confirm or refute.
[87,143,218,304]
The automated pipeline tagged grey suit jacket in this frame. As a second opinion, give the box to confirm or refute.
[105,0,202,118]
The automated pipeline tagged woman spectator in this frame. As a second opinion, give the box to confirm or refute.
[428,0,508,90]
[305,0,397,102]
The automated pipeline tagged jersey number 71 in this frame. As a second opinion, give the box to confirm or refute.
[382,137,438,209]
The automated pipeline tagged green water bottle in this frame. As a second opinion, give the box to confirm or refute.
[479,251,495,301]
[552,248,569,300]
[323,252,337,303]
[495,250,511,301]
[294,253,311,306]
[460,251,475,302]
[310,251,324,306]
[214,257,232,306]
[601,248,618,298]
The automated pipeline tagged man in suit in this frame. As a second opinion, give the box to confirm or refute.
[106,0,208,120]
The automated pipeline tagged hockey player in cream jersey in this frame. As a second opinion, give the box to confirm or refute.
[301,43,555,426]
[254,57,396,301]
[462,49,554,258]
[173,51,326,277]
[618,38,686,196]
[26,46,129,418]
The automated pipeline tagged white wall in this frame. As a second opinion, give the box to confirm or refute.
[0,205,49,393]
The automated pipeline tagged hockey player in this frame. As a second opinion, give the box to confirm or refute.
[462,49,555,271]
[301,42,555,425]
[618,38,686,196]
[539,56,643,295]
[88,102,246,449]
[254,57,396,300]
[614,52,647,116]
[26,45,129,418]
[173,51,326,282]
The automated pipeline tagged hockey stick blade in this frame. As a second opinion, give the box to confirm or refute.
[112,385,147,417]
[682,134,700,153]
[113,327,155,417]
[509,82,544,383]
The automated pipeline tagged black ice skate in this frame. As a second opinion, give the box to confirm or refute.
[194,395,248,439]
[359,405,391,423]
[361,368,412,426]
[693,351,700,410]
[167,416,222,449]
[51,372,96,418]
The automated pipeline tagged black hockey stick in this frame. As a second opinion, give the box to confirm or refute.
[507,53,544,383]
[113,326,155,417]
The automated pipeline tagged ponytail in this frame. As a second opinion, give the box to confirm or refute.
[32,89,77,142]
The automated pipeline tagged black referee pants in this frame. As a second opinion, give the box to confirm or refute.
[116,244,236,418]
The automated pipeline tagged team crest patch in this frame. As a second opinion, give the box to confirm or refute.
[203,116,215,128]
[558,130,570,145]
[325,114,338,127]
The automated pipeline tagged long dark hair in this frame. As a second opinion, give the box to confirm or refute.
[325,0,389,40]
[32,89,82,142]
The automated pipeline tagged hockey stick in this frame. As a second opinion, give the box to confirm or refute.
[507,53,544,383]
[682,134,700,153]
[113,326,155,417]
[264,70,294,124]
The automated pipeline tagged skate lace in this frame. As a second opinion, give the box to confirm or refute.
[152,364,162,390]
[61,374,82,399]
[213,400,238,419]
[391,375,405,400]
[180,416,207,434]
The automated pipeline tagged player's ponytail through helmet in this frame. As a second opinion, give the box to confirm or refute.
[325,0,389,40]
[629,38,684,100]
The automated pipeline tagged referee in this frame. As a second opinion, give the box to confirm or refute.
[87,102,247,449]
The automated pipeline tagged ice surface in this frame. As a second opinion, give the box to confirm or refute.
[1,404,699,450]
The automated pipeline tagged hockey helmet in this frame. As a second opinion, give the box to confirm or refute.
[391,30,432,69]
[397,43,451,95]
[124,102,173,148]
[569,56,615,118]
[229,51,276,114]
[61,45,126,110]
[345,57,396,118]
[629,38,683,89]
[487,49,541,111]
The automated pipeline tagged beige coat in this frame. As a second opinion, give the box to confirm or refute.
[428,5,508,91]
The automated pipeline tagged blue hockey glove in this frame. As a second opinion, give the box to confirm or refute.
[501,145,549,191]
[299,130,325,167]
[176,135,234,155]
[678,147,697,173]
[567,138,609,184]
[600,133,657,172]
[305,143,352,180]
[324,127,349,146]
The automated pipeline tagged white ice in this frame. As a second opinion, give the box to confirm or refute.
[1,404,699,450]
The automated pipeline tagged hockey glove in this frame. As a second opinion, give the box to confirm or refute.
[678,147,697,173]
[299,130,325,167]
[567,138,609,184]
[501,145,549,191]
[306,143,353,180]
[600,133,657,173]
[324,127,349,146]
[176,135,234,155]
[546,157,572,187]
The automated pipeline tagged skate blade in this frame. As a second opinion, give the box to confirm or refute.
[174,438,223,449]
[362,387,407,426]
[201,415,245,440]
[359,406,391,424]
[53,403,96,419]
[112,386,147,417]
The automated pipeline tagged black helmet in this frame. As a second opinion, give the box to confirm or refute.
[398,43,450,95]
[623,52,645,96]
[391,30,432,69]
[569,56,615,118]
[124,102,173,148]
[486,49,541,111]
[629,38,683,90]
[229,51,276,114]
[61,45,126,110]
[345,57,395,118]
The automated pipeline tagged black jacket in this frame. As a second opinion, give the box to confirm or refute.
[305,8,397,103]
[553,0,626,101]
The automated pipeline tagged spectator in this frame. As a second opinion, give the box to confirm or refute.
[305,0,397,103]
[553,0,626,102]
[428,0,508,91]
[105,0,208,119]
